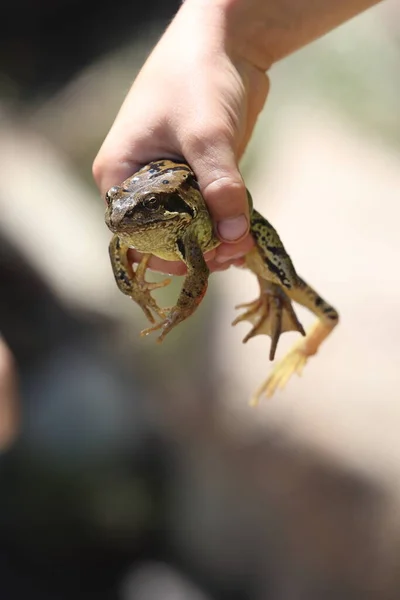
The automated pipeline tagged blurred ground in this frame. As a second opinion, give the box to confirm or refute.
[1,0,400,598]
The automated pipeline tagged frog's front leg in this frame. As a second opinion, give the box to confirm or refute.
[109,234,170,323]
[252,277,339,404]
[141,231,209,343]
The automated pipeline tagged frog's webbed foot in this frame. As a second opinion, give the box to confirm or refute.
[232,279,305,360]
[250,343,308,406]
[250,319,337,406]
[133,254,171,323]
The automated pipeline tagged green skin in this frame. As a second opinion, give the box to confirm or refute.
[105,159,339,400]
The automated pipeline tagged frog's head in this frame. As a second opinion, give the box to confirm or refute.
[105,168,201,235]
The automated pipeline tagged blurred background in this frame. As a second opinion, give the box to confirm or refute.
[1,0,400,598]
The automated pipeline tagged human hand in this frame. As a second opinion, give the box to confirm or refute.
[93,0,270,275]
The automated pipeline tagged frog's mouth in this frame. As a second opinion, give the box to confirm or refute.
[105,209,192,234]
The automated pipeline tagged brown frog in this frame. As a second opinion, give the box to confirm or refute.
[105,159,339,404]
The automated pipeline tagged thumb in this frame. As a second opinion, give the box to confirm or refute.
[184,138,249,243]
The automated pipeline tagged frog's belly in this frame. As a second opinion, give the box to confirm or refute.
[151,248,182,261]
[119,230,179,260]
[121,230,220,262]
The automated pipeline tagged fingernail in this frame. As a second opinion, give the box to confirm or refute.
[217,215,248,242]
[216,252,246,264]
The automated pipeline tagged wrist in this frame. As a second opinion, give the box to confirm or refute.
[179,0,273,72]
[180,0,382,69]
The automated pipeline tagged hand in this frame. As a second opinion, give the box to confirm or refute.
[93,0,270,275]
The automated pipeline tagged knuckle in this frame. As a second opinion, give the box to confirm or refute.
[204,175,245,197]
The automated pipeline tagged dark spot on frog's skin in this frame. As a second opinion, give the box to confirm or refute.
[250,215,267,228]
[315,299,338,320]
[263,256,291,289]
[149,161,165,171]
[185,174,200,191]
[115,237,121,250]
[164,165,192,177]
[162,179,169,185]
[118,269,131,286]
[148,161,166,176]
[266,245,287,257]
[147,162,193,181]
[177,239,186,260]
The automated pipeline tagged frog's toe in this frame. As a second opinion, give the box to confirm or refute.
[140,320,165,341]
[140,307,183,343]
[137,298,166,323]
[140,320,173,343]
[144,278,171,292]
[233,285,305,360]
[232,298,263,325]
[135,288,170,323]
[250,346,308,406]
[136,276,171,312]
[134,253,171,320]
[139,303,156,324]
[233,296,278,348]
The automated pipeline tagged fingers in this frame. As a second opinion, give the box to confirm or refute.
[93,4,259,272]
[93,154,140,199]
[181,126,250,244]
[93,122,182,197]
[204,177,249,243]
[214,233,254,263]
[93,124,163,198]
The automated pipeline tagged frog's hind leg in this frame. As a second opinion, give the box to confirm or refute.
[253,277,339,404]
[232,277,305,360]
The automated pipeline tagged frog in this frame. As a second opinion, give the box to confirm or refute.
[105,159,339,405]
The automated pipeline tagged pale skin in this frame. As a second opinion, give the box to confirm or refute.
[93,0,382,275]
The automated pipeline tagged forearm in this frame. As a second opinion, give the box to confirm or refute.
[182,0,383,70]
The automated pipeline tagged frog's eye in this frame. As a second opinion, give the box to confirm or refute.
[105,186,120,204]
[143,196,159,209]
